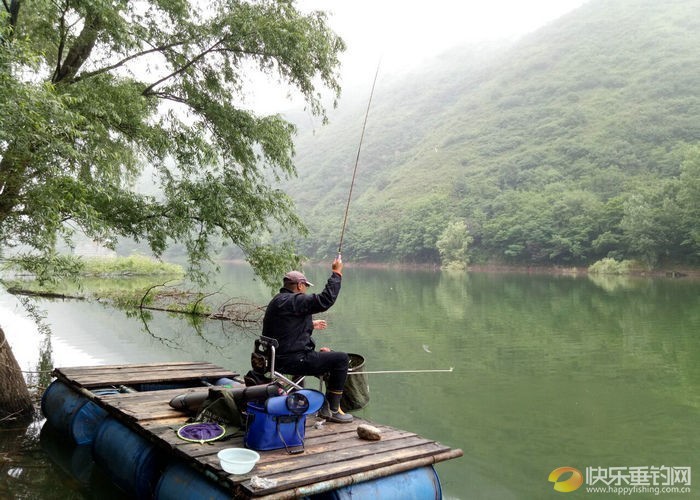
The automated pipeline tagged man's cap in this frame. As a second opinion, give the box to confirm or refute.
[283,270,314,287]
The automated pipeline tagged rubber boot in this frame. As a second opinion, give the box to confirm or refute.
[319,390,353,423]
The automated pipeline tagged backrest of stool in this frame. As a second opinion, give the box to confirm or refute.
[252,336,278,376]
[248,336,308,391]
[257,336,279,350]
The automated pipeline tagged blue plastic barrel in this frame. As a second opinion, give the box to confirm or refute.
[92,417,163,499]
[214,377,244,388]
[155,462,230,500]
[140,381,206,391]
[71,401,109,445]
[92,388,120,396]
[41,380,88,435]
[74,388,116,445]
[41,381,114,445]
[39,424,95,486]
[308,466,442,499]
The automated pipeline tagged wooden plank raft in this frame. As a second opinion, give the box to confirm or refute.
[52,362,463,499]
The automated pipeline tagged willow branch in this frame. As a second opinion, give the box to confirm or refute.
[73,41,186,83]
[142,38,224,96]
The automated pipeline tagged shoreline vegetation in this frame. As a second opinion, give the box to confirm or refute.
[3,255,264,327]
[2,255,696,351]
[5,256,699,308]
[79,255,184,276]
[296,259,700,279]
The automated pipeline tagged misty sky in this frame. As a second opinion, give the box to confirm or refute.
[301,0,588,72]
[250,0,589,112]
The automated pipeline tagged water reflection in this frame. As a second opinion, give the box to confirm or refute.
[2,265,700,499]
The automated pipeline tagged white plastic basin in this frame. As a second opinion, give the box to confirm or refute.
[217,448,260,474]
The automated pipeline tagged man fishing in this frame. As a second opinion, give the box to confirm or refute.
[261,257,353,423]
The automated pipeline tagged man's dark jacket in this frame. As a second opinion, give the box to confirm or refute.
[261,272,342,357]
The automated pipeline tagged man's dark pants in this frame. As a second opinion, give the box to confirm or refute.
[276,351,349,392]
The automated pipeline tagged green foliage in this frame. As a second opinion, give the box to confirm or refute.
[677,146,700,259]
[6,276,214,317]
[479,187,604,265]
[5,253,83,285]
[287,0,700,269]
[2,255,182,299]
[587,258,634,275]
[437,220,472,270]
[0,1,344,285]
[619,179,684,267]
[80,255,183,276]
[245,243,303,286]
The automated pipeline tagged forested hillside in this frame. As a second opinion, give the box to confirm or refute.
[284,0,700,269]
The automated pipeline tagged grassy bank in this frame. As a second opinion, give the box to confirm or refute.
[79,255,184,276]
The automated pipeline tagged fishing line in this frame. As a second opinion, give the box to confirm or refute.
[337,60,381,260]
[347,367,454,375]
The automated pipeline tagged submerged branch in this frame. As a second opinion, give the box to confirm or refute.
[6,288,86,300]
[7,285,263,326]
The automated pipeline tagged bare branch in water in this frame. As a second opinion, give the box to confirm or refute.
[210,298,266,328]
[8,284,266,327]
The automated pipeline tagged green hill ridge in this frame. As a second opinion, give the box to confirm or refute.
[284,0,700,269]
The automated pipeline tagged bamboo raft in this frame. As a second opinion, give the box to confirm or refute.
[48,361,463,499]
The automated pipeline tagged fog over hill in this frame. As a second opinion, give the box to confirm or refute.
[282,0,700,268]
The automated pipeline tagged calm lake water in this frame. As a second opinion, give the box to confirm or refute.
[2,263,699,499]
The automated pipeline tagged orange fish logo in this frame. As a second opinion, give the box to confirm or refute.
[548,467,584,492]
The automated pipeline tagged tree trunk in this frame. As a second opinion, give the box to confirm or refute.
[0,325,35,423]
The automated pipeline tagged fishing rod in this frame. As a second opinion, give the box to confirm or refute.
[347,367,454,375]
[337,60,381,261]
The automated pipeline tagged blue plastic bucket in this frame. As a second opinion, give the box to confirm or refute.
[92,417,163,499]
[155,462,230,500]
[308,466,442,499]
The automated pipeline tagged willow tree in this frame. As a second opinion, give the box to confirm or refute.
[0,0,344,419]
